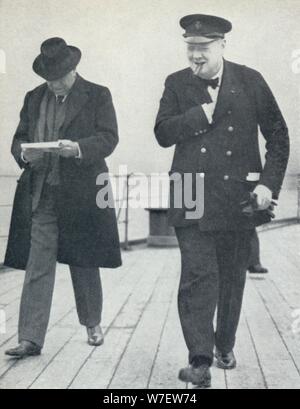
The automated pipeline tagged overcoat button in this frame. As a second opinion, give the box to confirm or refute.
[226,150,232,156]
[199,173,205,178]
[228,126,234,132]
[195,131,199,136]
[224,175,229,180]
[201,147,207,153]
[228,110,232,115]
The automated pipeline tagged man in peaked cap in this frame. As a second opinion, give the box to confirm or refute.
[5,37,121,358]
[155,14,289,387]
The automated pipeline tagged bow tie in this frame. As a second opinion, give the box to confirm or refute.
[201,77,219,89]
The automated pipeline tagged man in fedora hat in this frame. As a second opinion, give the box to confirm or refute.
[155,14,289,387]
[5,37,121,358]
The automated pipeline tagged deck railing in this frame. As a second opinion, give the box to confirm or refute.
[115,173,300,247]
[0,173,299,257]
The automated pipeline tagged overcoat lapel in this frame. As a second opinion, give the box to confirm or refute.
[63,75,90,131]
[28,76,90,138]
[29,84,47,140]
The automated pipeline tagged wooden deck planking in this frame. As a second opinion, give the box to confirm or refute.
[243,279,300,389]
[0,225,299,389]
[148,286,188,389]
[225,314,266,389]
[69,328,133,389]
[33,249,169,389]
[0,266,89,384]
[0,270,24,296]
[0,289,80,385]
[252,278,300,373]
[260,227,300,309]
[69,253,180,389]
[107,255,179,389]
[0,324,77,389]
[0,327,18,377]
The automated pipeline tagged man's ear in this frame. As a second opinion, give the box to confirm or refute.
[221,39,226,49]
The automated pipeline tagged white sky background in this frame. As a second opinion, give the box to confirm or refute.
[0,0,299,176]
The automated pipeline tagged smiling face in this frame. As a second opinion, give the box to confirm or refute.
[47,69,77,95]
[187,39,226,79]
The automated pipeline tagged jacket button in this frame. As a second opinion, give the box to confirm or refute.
[228,126,234,132]
[228,110,232,115]
[195,131,199,136]
[224,175,229,181]
[201,147,207,153]
[226,150,232,156]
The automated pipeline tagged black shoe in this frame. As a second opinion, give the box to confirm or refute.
[248,264,268,274]
[215,349,236,370]
[5,341,41,359]
[178,364,211,388]
[86,325,104,346]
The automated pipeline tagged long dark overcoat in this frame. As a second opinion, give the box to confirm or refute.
[4,75,122,270]
[154,59,290,230]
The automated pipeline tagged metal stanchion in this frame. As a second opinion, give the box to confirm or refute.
[123,173,132,250]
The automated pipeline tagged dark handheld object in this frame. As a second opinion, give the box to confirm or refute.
[240,192,277,226]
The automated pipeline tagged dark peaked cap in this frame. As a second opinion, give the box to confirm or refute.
[180,14,232,42]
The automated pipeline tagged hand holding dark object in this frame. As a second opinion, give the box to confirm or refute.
[240,192,277,225]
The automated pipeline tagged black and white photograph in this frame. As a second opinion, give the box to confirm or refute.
[0,0,299,393]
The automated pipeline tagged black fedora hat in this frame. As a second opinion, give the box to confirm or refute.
[33,37,81,81]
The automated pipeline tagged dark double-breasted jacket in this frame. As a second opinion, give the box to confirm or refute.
[154,59,290,230]
[5,75,122,270]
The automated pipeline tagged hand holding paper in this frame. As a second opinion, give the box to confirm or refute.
[57,139,80,158]
[21,140,81,159]
[21,147,44,164]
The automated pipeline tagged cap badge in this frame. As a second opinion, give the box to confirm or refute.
[195,21,202,30]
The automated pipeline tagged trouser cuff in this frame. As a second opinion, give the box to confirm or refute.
[189,351,213,366]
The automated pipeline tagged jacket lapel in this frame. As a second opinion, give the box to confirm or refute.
[212,59,241,123]
[29,83,48,139]
[63,75,90,131]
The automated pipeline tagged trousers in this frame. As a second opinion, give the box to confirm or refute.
[175,225,254,365]
[248,229,261,267]
[18,184,102,347]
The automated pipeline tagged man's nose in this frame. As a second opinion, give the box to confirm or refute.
[193,51,204,60]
